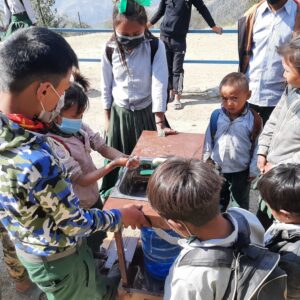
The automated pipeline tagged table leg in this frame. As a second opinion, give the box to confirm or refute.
[114,230,129,287]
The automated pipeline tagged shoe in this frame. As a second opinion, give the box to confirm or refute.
[173,99,183,110]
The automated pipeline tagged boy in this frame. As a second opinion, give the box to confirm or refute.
[258,164,300,300]
[147,0,222,109]
[147,157,266,299]
[203,72,262,211]
[0,27,148,300]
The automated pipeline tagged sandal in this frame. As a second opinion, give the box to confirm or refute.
[173,99,183,110]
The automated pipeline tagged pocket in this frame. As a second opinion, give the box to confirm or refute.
[37,274,72,293]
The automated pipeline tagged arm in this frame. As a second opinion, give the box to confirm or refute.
[191,0,216,28]
[149,0,166,26]
[257,89,288,157]
[3,2,11,27]
[33,156,148,235]
[101,48,114,133]
[203,121,213,162]
[22,0,37,24]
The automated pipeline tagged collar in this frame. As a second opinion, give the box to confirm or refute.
[6,113,47,132]
[261,0,294,16]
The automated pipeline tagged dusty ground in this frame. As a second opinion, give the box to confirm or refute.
[0,30,259,300]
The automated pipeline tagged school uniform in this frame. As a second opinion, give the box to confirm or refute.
[203,104,261,211]
[3,0,36,38]
[100,37,168,193]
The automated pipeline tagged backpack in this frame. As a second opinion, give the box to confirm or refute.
[178,210,287,300]
[105,37,159,66]
[209,107,262,154]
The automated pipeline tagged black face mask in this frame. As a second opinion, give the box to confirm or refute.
[267,0,282,5]
[116,32,145,50]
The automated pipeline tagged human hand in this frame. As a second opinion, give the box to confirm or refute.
[111,156,129,168]
[264,162,274,174]
[146,21,153,29]
[212,26,223,35]
[162,127,178,136]
[126,156,140,169]
[257,155,267,174]
[119,205,150,229]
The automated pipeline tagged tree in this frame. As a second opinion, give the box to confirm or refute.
[31,0,66,28]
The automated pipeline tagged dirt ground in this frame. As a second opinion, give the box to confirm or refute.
[0,31,259,300]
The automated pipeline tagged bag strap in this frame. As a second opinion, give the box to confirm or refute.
[209,109,221,148]
[105,38,159,66]
[293,5,300,37]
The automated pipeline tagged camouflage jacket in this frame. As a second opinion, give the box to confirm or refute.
[0,113,121,256]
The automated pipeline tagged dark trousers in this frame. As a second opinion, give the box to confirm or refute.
[249,103,275,125]
[160,35,186,96]
[220,169,250,212]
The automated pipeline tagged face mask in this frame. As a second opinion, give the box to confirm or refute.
[116,32,145,50]
[267,0,281,5]
[58,117,82,134]
[38,85,65,124]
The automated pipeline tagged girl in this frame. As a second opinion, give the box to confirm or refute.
[49,71,139,254]
[3,0,37,38]
[101,0,176,193]
[256,35,300,229]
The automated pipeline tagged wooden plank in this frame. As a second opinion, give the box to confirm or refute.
[118,286,163,300]
[115,230,129,287]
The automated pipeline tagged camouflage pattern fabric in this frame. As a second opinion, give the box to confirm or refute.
[0,222,28,282]
[0,113,121,256]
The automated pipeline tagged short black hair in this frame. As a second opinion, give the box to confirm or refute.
[0,27,78,93]
[219,72,249,92]
[147,157,223,226]
[257,164,300,213]
[63,71,90,115]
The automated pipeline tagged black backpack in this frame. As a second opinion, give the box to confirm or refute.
[178,210,287,300]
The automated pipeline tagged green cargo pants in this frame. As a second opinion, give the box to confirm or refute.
[18,239,117,300]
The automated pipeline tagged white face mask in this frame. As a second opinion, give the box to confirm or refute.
[38,85,65,124]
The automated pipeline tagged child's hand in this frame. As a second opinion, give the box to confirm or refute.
[212,26,223,35]
[257,155,267,174]
[126,156,140,169]
[112,156,129,168]
[158,127,177,137]
[264,162,274,174]
[119,204,151,229]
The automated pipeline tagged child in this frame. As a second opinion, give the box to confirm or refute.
[49,71,139,255]
[0,27,148,300]
[257,35,300,229]
[101,0,176,194]
[148,0,222,109]
[258,164,300,300]
[203,72,262,212]
[147,157,272,299]
[3,0,37,38]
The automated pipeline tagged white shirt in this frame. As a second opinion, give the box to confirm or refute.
[246,0,297,107]
[3,0,37,26]
[101,38,168,113]
[164,208,265,300]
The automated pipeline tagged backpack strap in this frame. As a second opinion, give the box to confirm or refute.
[249,108,262,143]
[293,5,300,37]
[105,45,114,65]
[150,37,159,65]
[209,109,221,148]
[105,38,159,66]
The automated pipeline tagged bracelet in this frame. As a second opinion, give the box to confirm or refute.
[156,120,165,125]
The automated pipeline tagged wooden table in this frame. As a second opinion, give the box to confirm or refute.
[103,130,204,292]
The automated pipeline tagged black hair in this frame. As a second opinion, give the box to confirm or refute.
[147,157,223,227]
[111,0,156,68]
[0,27,78,93]
[62,71,90,115]
[278,35,300,74]
[257,164,300,213]
[219,72,249,92]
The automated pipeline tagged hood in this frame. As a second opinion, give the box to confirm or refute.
[0,113,40,152]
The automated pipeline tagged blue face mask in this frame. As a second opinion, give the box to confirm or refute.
[58,117,82,134]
